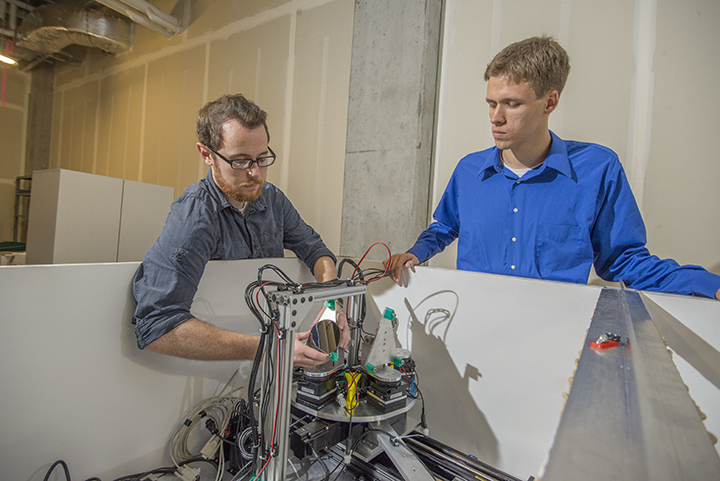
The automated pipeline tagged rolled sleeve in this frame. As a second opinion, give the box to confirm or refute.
[132,194,217,348]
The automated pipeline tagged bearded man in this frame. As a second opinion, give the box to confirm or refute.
[132,94,345,367]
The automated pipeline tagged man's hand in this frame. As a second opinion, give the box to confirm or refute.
[385,253,420,286]
[335,307,350,349]
[716,288,720,301]
[294,330,330,368]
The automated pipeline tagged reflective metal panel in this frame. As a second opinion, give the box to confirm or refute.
[543,287,720,481]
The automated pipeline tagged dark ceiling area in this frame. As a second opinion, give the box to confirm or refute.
[1,0,182,71]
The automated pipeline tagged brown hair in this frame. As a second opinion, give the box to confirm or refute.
[196,94,270,150]
[484,35,570,98]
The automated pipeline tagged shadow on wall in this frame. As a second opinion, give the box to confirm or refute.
[403,291,500,466]
[120,281,249,388]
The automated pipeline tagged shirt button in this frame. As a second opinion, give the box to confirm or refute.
[516,180,521,185]
[513,208,518,213]
[511,265,516,270]
[512,237,516,242]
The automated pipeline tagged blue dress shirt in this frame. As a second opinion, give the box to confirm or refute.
[132,170,335,348]
[408,131,720,298]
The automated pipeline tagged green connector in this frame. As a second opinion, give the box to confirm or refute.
[330,352,338,362]
[393,356,403,367]
[365,362,376,373]
[382,307,396,320]
[324,299,336,310]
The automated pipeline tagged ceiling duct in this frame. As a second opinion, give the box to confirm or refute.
[17,3,133,56]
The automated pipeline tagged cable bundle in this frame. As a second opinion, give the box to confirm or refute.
[169,370,244,481]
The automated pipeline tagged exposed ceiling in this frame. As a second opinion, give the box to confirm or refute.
[1,0,183,71]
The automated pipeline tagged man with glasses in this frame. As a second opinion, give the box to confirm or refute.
[132,94,345,367]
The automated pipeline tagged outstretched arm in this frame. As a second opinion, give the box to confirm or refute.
[144,318,330,368]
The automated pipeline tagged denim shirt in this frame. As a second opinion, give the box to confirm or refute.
[408,131,720,298]
[132,170,335,348]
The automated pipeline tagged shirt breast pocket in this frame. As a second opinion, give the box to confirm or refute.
[536,224,592,282]
[260,227,284,257]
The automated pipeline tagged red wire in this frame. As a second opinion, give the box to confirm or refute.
[254,281,272,317]
[351,242,392,280]
[400,365,412,386]
[255,320,283,479]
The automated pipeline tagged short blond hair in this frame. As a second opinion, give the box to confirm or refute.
[484,35,570,98]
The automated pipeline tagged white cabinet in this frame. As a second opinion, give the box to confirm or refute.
[25,169,174,264]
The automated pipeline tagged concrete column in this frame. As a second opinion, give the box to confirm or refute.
[24,61,54,175]
[340,0,443,260]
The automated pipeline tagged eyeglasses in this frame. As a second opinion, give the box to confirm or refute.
[206,145,276,170]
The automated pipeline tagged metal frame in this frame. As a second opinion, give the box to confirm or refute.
[258,284,367,481]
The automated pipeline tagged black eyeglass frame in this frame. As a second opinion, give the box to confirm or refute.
[206,145,276,170]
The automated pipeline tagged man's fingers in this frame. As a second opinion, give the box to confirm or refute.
[294,341,330,368]
[337,310,350,349]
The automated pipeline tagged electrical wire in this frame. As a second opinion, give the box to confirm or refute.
[327,427,398,481]
[43,460,70,481]
[311,446,330,481]
[241,252,400,479]
[168,371,243,481]
[112,457,218,481]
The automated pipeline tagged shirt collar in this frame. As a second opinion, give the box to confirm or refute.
[479,130,573,180]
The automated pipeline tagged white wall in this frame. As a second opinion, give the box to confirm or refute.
[430,0,720,278]
[0,65,30,242]
[0,258,312,481]
[49,0,354,256]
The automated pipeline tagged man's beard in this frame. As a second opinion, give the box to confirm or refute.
[212,165,264,203]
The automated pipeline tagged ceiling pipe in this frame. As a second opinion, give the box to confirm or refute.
[18,4,133,56]
[4,0,33,11]
[94,0,183,37]
[8,2,17,31]
[116,0,181,32]
[2,0,34,38]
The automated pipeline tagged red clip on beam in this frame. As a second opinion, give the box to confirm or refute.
[590,340,619,351]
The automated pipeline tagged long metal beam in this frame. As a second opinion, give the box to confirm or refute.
[542,287,720,480]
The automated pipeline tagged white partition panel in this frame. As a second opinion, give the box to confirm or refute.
[1,259,717,481]
[367,265,720,478]
[0,258,313,481]
[117,180,175,262]
[368,266,602,478]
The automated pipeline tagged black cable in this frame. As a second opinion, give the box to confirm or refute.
[43,461,71,481]
[414,384,427,429]
[327,426,398,481]
[311,447,330,481]
[112,467,174,481]
[243,260,395,476]
[112,457,218,481]
[337,258,360,279]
